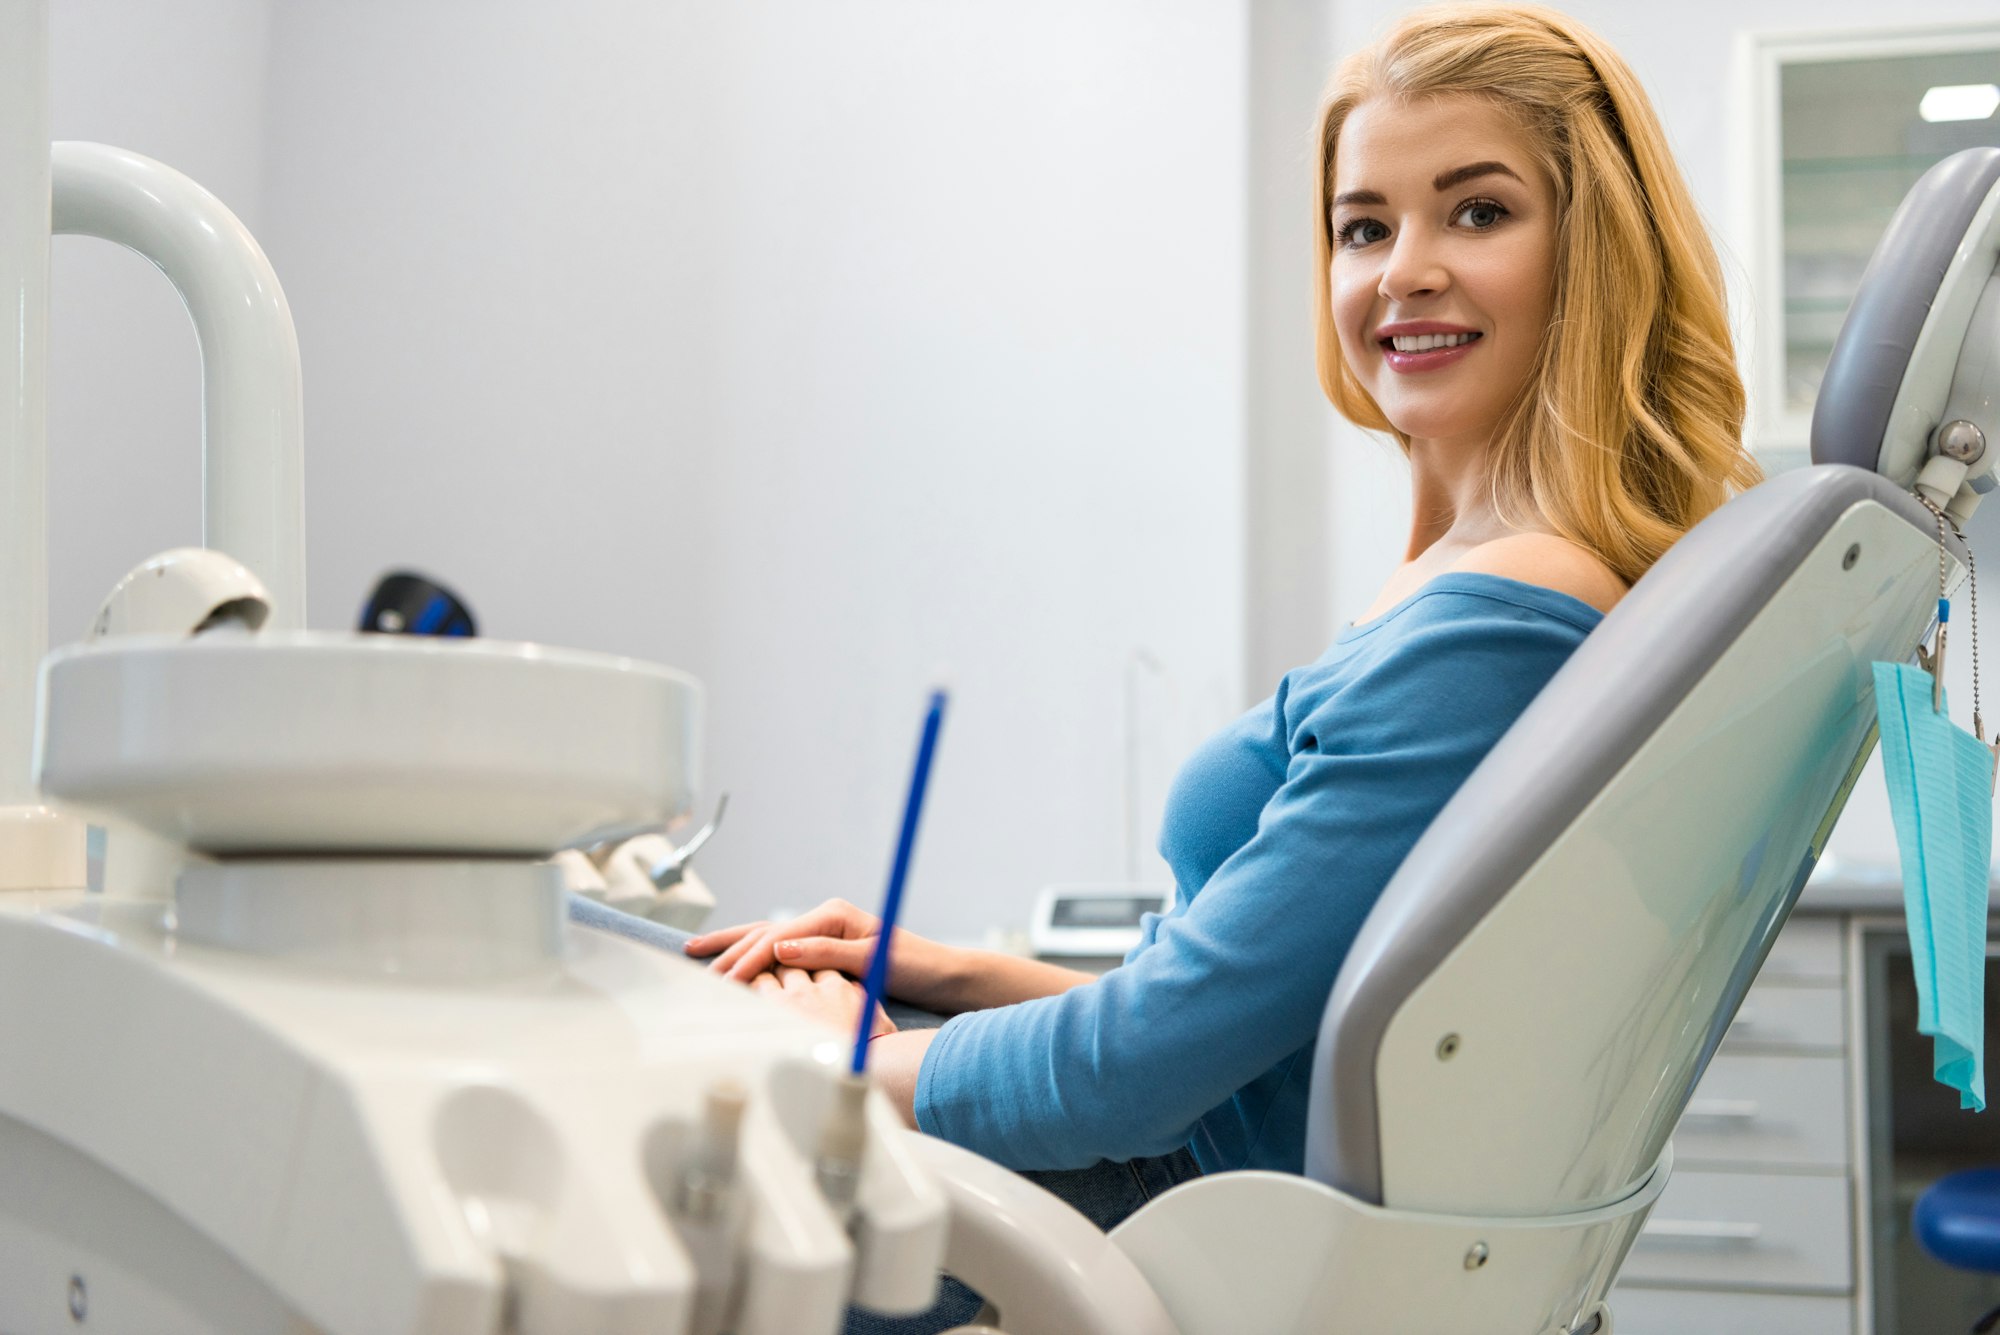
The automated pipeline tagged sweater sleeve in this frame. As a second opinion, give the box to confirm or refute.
[912,597,1593,1170]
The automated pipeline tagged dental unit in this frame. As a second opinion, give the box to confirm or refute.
[0,3,949,1331]
[1,0,1999,1327]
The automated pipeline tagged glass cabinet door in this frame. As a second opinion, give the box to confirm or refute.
[1746,27,2000,462]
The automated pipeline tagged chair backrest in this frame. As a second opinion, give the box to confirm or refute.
[1306,146,2000,1220]
[1307,465,1947,1216]
[1812,146,2000,488]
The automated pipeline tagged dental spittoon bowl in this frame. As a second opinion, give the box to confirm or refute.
[35,632,700,856]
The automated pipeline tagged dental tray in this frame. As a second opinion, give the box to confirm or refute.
[35,631,700,856]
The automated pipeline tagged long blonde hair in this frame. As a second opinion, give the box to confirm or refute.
[1314,4,1759,584]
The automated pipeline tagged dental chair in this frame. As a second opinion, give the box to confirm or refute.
[898,145,2000,1335]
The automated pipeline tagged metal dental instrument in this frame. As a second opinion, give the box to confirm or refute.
[650,793,728,889]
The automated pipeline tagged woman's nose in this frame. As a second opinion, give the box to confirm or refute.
[1378,233,1449,303]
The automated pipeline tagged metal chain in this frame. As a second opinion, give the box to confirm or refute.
[1969,541,1983,742]
[1917,493,1984,741]
[1930,495,1948,606]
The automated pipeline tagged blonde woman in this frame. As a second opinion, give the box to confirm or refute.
[666,4,1761,1324]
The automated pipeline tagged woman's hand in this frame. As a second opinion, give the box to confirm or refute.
[751,965,897,1041]
[690,897,1090,1014]
[688,898,960,1004]
[689,897,880,981]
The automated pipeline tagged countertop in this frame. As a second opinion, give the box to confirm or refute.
[1794,856,1987,914]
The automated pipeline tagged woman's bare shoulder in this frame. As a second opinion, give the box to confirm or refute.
[1447,532,1628,615]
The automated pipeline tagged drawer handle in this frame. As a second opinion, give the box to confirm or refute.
[1731,1008,1759,1027]
[1642,1219,1763,1243]
[1683,1099,1760,1121]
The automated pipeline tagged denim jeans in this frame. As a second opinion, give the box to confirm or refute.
[566,897,1205,1331]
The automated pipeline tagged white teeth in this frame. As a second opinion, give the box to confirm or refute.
[1388,332,1477,352]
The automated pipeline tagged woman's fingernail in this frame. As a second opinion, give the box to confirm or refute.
[776,940,801,960]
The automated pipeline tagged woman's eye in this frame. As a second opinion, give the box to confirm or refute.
[1454,199,1508,230]
[1336,218,1390,248]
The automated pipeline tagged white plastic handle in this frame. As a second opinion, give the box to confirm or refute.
[1682,1098,1760,1121]
[51,141,306,629]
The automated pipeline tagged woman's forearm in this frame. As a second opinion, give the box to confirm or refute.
[925,946,1095,1013]
[870,1028,937,1127]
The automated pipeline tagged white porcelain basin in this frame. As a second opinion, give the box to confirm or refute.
[35,632,701,856]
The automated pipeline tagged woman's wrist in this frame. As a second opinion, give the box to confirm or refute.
[895,937,976,1014]
[946,948,1094,1010]
[885,938,1093,1013]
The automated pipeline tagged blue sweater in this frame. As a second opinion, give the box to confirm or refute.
[913,573,1603,1174]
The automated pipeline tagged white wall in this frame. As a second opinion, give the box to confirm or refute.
[243,0,1248,941]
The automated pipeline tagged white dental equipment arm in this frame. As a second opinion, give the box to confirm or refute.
[0,2,304,884]
[48,141,307,627]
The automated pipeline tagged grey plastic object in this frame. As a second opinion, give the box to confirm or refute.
[1305,464,1960,1205]
[1811,147,2000,477]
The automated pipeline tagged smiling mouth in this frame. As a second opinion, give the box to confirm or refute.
[1380,331,1482,353]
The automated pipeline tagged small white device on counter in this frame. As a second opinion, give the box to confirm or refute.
[1029,883,1173,962]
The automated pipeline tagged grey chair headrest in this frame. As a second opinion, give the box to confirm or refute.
[1812,146,2000,484]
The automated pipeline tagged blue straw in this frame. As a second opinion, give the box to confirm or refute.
[853,689,948,1074]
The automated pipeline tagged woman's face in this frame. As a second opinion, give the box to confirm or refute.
[1329,94,1559,452]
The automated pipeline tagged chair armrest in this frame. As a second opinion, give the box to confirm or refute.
[897,1132,1182,1335]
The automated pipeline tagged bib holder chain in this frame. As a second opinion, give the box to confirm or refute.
[1915,492,1999,787]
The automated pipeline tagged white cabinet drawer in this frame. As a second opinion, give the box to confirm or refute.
[1721,982,1845,1052]
[1608,1285,1853,1335]
[1674,1053,1848,1168]
[1621,1169,1851,1291]
[1756,916,1843,983]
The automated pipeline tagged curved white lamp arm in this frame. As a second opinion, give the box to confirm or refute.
[899,1132,1182,1335]
[50,140,306,631]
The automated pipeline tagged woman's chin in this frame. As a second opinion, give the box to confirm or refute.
[1378,410,1492,448]
[1376,395,1504,453]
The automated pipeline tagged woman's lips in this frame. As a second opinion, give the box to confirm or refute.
[1379,332,1482,374]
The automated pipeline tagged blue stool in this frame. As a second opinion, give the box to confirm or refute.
[1914,1168,2000,1332]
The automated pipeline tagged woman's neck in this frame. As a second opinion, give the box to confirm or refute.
[1402,443,1526,565]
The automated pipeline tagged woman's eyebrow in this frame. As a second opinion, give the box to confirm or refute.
[1334,161,1522,207]
[1433,161,1521,191]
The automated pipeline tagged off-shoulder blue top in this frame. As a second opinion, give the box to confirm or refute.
[913,573,1604,1173]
